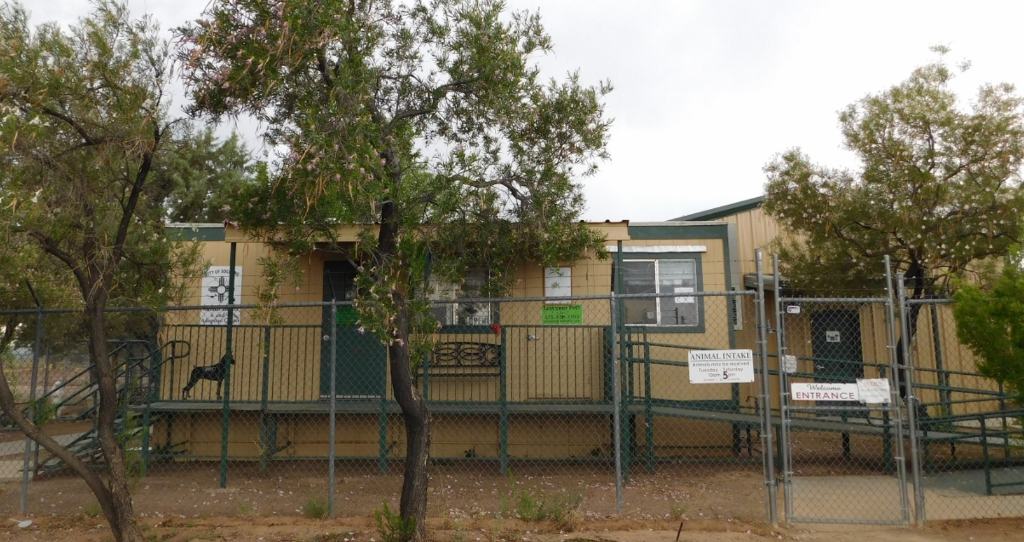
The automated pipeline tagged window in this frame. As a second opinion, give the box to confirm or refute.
[619,258,700,327]
[429,269,494,327]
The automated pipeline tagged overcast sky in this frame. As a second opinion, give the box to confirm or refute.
[29,0,1024,221]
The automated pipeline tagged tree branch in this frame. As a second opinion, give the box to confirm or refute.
[111,122,161,267]
[391,78,479,124]
[26,230,89,295]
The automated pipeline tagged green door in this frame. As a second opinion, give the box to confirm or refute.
[811,309,863,412]
[321,261,386,398]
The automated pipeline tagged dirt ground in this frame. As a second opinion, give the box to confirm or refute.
[0,462,770,521]
[1,515,1023,541]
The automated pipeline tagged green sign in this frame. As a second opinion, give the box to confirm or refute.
[542,304,583,325]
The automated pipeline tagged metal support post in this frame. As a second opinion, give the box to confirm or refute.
[328,301,337,516]
[218,242,237,488]
[20,300,43,514]
[499,326,509,475]
[773,254,793,522]
[896,272,925,524]
[611,293,623,515]
[883,256,911,525]
[755,249,778,524]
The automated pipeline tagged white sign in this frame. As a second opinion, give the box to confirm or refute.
[688,349,755,384]
[786,305,801,314]
[791,383,859,401]
[825,330,841,343]
[201,266,242,325]
[674,286,695,304]
[782,354,798,374]
[856,378,891,404]
[544,267,572,302]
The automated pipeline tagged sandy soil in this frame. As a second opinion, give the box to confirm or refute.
[1,515,1023,541]
[0,462,771,522]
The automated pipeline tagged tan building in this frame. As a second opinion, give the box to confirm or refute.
[150,220,758,468]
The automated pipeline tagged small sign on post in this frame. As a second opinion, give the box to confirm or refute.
[856,378,891,404]
[541,304,583,325]
[201,266,242,325]
[782,354,798,374]
[687,349,755,383]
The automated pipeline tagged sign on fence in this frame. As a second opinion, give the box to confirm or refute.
[791,383,859,401]
[541,304,583,325]
[688,349,754,383]
[856,378,891,404]
[782,354,798,374]
[200,266,242,325]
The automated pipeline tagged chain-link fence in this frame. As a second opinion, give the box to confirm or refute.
[901,297,1024,522]
[3,252,1024,526]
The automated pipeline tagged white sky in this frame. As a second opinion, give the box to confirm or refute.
[28,0,1024,221]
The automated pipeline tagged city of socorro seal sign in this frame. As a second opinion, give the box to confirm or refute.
[687,349,755,384]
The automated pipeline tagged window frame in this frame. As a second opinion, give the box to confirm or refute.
[616,252,705,333]
[427,268,498,333]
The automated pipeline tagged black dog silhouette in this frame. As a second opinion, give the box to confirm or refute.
[182,354,234,399]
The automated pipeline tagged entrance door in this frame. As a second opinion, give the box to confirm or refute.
[811,309,864,411]
[810,309,863,384]
[320,261,386,398]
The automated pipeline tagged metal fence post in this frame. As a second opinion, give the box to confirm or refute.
[19,302,43,514]
[219,242,237,489]
[896,272,925,524]
[328,301,337,516]
[883,255,911,525]
[610,294,623,515]
[754,249,778,524]
[259,325,272,471]
[773,254,793,522]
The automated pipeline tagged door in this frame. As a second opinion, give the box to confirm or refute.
[810,309,863,384]
[320,261,386,398]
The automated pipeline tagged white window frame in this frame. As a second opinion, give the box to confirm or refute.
[428,269,494,327]
[621,258,700,327]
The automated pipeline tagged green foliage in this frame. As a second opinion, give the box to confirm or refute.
[117,411,145,478]
[83,501,102,518]
[178,0,611,345]
[374,502,417,542]
[302,497,328,519]
[30,396,56,426]
[504,488,582,525]
[953,266,1024,404]
[158,128,262,223]
[764,52,1024,295]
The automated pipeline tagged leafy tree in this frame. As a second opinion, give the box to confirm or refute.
[158,128,262,223]
[178,0,610,538]
[0,2,198,540]
[0,237,79,353]
[764,52,1024,385]
[953,264,1024,404]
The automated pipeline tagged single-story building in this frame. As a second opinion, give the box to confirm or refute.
[145,220,761,470]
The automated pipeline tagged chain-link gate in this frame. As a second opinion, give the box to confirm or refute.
[775,257,911,525]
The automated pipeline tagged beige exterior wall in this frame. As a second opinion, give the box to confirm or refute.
[157,221,744,458]
[715,206,779,276]
[706,199,1000,418]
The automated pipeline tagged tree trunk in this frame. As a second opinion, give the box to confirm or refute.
[0,315,139,541]
[388,303,430,541]
[377,192,430,541]
[893,262,929,423]
[86,302,145,542]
